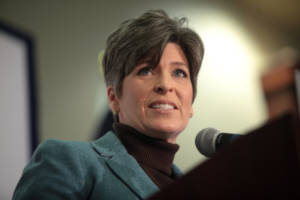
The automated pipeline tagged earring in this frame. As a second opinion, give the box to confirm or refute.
[113,111,119,122]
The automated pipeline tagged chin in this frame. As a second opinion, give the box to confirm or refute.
[149,123,184,138]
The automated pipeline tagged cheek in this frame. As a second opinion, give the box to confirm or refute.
[182,82,193,100]
[121,84,148,113]
[181,85,194,114]
[131,86,146,102]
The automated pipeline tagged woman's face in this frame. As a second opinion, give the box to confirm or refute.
[108,42,193,143]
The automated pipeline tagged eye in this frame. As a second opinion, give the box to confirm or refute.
[137,66,153,76]
[174,69,188,78]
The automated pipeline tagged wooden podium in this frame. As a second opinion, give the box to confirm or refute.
[149,63,300,199]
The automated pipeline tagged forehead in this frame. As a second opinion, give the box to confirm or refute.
[134,42,188,69]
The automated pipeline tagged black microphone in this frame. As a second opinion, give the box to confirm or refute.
[195,128,241,157]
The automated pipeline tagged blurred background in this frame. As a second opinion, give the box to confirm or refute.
[1,0,300,199]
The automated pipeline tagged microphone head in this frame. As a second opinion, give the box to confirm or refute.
[195,128,221,157]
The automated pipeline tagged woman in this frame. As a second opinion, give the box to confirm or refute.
[13,10,204,200]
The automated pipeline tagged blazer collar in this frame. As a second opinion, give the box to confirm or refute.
[91,131,159,199]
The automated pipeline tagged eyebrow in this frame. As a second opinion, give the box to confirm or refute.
[171,61,188,67]
[136,61,188,70]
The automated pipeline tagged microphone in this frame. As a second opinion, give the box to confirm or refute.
[195,128,241,157]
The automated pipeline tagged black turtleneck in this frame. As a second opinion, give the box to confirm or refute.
[113,123,180,189]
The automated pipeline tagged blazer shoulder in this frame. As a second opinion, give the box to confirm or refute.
[13,139,105,200]
[34,138,106,170]
[36,139,92,155]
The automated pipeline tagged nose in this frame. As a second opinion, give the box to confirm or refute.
[153,73,174,94]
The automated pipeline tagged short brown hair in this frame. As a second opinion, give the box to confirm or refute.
[102,9,204,101]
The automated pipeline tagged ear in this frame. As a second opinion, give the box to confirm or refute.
[107,86,120,113]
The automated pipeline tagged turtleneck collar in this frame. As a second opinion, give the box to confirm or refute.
[113,122,179,176]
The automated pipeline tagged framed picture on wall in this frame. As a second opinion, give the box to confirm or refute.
[0,21,38,199]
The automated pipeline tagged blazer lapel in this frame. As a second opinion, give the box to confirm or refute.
[91,131,159,199]
[106,151,159,199]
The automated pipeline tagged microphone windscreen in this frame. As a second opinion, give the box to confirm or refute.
[195,128,220,157]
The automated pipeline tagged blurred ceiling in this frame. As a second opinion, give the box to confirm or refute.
[239,0,300,31]
[216,0,300,50]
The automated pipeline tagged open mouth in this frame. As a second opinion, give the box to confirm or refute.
[149,102,178,110]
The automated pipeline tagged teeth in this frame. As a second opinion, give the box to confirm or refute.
[151,104,175,110]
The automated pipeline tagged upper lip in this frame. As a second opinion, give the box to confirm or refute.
[148,100,178,109]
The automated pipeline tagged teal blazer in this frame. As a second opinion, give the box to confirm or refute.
[13,131,182,200]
